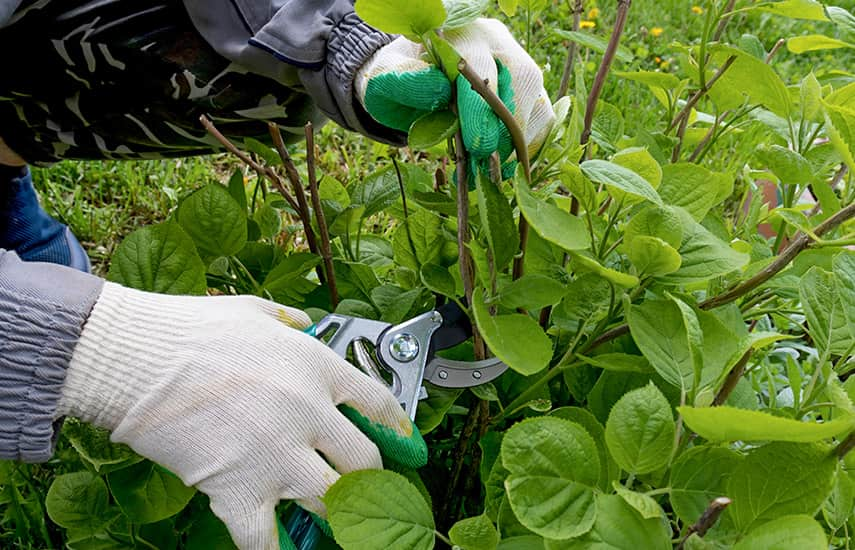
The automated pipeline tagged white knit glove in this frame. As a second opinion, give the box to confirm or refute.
[57,282,426,550]
[356,18,555,161]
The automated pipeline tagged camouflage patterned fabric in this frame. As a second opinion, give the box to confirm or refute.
[0,0,324,164]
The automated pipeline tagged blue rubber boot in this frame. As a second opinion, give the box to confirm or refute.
[0,165,91,272]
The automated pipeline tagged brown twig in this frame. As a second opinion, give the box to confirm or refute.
[199,115,300,213]
[304,123,339,307]
[836,431,855,459]
[701,202,855,309]
[667,56,737,134]
[454,132,476,308]
[712,0,738,42]
[439,399,487,530]
[677,497,732,549]
[580,0,632,158]
[712,349,753,406]
[268,124,324,279]
[765,38,786,64]
[557,0,584,99]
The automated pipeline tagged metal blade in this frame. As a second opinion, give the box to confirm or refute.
[423,356,508,388]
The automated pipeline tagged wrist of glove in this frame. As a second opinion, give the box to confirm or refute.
[355,18,555,166]
[58,282,426,550]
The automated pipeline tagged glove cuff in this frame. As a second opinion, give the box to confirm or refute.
[56,282,194,430]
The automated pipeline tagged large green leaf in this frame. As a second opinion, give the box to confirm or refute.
[107,461,196,524]
[515,177,590,252]
[678,406,855,442]
[580,160,662,205]
[800,266,853,357]
[325,470,435,550]
[63,419,142,474]
[748,0,829,21]
[549,407,620,492]
[657,163,732,221]
[624,205,683,249]
[176,184,247,259]
[185,508,237,550]
[726,442,836,533]
[544,495,671,550]
[622,236,681,277]
[350,165,400,218]
[499,274,567,310]
[261,253,322,306]
[355,0,446,37]
[662,208,749,284]
[605,383,676,475]
[670,446,742,525]
[393,207,445,271]
[552,30,634,63]
[473,289,552,376]
[502,417,600,540]
[708,45,791,118]
[734,515,827,550]
[477,173,519,271]
[46,472,112,534]
[449,514,499,550]
[834,251,855,340]
[628,299,696,390]
[108,222,207,295]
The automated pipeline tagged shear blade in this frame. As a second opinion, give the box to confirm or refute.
[424,356,508,389]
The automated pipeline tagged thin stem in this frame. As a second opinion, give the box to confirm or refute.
[304,123,339,307]
[688,110,728,163]
[677,497,732,548]
[712,0,738,41]
[765,38,786,63]
[454,133,476,307]
[836,431,855,459]
[712,350,753,406]
[667,56,737,134]
[580,0,633,157]
[557,0,584,98]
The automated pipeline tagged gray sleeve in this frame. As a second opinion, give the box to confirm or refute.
[183,0,406,146]
[0,0,23,28]
[0,250,103,462]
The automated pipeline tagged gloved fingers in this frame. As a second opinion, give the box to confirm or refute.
[253,298,313,330]
[331,366,428,469]
[278,450,342,517]
[314,406,383,474]
[209,498,281,550]
[525,88,556,158]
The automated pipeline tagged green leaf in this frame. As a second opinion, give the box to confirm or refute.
[577,353,651,374]
[614,71,681,92]
[408,110,459,150]
[834,251,855,340]
[800,266,853,357]
[622,236,681,277]
[449,514,499,550]
[605,383,676,475]
[748,0,829,21]
[502,417,600,539]
[823,464,854,529]
[498,0,518,16]
[591,102,626,154]
[46,472,112,534]
[657,163,733,221]
[663,208,749,284]
[185,508,237,550]
[824,95,855,172]
[415,386,462,434]
[708,45,791,118]
[176,184,247,259]
[473,289,552,376]
[726,442,836,533]
[755,145,815,185]
[516,177,591,252]
[420,263,457,297]
[543,495,670,550]
[107,461,195,524]
[788,34,855,54]
[567,251,640,287]
[350,166,399,218]
[242,137,281,166]
[477,173,519,271]
[393,207,444,271]
[624,205,683,249]
[580,160,662,205]
[108,222,207,295]
[261,253,322,306]
[612,147,662,189]
[829,6,855,39]
[678,406,855,442]
[552,30,634,63]
[371,285,433,324]
[499,275,567,310]
[227,169,247,212]
[549,407,620,491]
[734,515,827,550]
[355,0,447,37]
[63,419,142,474]
[670,446,742,525]
[612,483,664,519]
[325,470,435,550]
[498,537,544,550]
[253,204,281,239]
[441,0,488,29]
[628,299,696,390]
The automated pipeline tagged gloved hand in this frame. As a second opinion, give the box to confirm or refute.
[355,18,555,166]
[56,282,427,550]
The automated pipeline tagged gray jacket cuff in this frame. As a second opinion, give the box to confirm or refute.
[0,250,103,462]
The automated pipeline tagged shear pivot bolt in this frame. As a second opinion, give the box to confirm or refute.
[439,370,449,380]
[389,333,419,362]
[473,371,482,379]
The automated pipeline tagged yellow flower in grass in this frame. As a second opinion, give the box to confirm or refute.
[580,20,596,29]
[650,26,664,38]
[588,7,600,19]
[692,5,704,14]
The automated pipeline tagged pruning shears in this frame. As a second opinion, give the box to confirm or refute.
[281,302,508,549]
[308,301,507,419]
